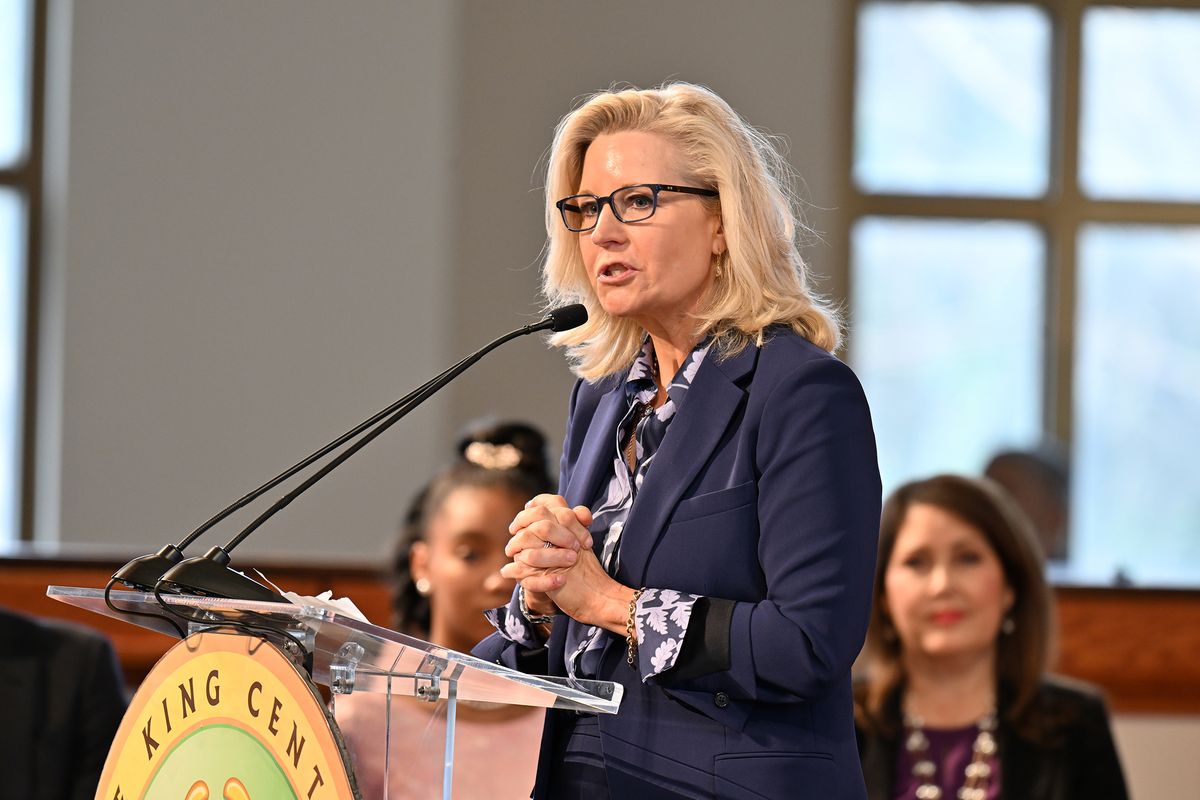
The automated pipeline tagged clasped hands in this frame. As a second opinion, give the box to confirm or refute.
[501,494,635,635]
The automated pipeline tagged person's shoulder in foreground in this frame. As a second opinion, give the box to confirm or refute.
[748,325,873,411]
[756,323,855,368]
[0,606,127,800]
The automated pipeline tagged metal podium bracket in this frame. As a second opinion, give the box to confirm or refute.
[414,673,441,703]
[329,641,367,696]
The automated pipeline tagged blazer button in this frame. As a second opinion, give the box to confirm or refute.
[714,691,730,708]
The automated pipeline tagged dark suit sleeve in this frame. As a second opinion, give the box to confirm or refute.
[66,632,127,800]
[472,629,551,673]
[661,356,881,703]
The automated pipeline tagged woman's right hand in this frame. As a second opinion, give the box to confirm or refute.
[502,495,594,616]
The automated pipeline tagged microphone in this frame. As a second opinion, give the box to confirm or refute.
[148,304,587,602]
[538,302,588,333]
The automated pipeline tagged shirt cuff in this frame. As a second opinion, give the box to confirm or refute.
[669,597,734,681]
[484,591,542,650]
[633,588,702,680]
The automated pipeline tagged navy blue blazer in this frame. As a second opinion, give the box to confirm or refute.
[476,329,881,799]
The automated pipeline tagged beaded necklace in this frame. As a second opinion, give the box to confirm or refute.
[902,709,998,800]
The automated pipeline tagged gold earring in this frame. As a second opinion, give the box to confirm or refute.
[714,251,725,278]
[415,577,432,596]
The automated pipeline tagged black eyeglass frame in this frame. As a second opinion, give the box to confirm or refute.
[555,183,719,232]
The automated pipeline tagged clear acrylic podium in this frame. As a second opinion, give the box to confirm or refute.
[49,585,622,799]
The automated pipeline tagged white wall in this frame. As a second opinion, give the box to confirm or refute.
[1113,714,1200,800]
[45,1,457,559]
[41,0,843,560]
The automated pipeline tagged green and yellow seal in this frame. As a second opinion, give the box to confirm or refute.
[97,632,357,800]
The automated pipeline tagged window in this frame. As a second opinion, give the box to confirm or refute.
[1,0,41,545]
[1073,223,1200,584]
[1079,7,1200,201]
[844,1,1200,586]
[852,217,1044,488]
[854,1,1051,197]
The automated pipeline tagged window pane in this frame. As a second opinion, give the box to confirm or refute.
[851,217,1044,495]
[0,0,31,167]
[855,1,1050,197]
[1081,8,1200,202]
[1073,225,1200,586]
[0,191,25,544]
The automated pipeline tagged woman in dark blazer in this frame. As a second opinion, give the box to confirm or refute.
[854,475,1128,800]
[474,82,882,799]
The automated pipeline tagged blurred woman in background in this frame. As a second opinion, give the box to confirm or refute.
[855,474,1128,800]
[336,421,553,800]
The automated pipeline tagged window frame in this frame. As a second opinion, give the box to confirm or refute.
[836,0,1200,509]
[1,0,46,543]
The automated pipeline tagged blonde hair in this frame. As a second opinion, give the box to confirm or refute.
[541,82,841,380]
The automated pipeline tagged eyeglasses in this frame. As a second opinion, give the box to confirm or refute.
[555,183,719,233]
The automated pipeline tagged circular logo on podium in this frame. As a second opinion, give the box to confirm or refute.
[97,632,357,800]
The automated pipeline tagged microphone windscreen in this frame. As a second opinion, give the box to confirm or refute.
[547,303,588,332]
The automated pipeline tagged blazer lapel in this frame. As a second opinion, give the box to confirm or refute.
[563,381,627,520]
[620,343,758,587]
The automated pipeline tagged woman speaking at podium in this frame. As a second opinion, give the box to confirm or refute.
[476,82,882,799]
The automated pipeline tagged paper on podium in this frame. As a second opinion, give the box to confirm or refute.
[283,590,370,622]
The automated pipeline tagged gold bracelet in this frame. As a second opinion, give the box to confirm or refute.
[626,587,646,667]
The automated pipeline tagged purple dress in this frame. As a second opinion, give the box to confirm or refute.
[892,723,1001,800]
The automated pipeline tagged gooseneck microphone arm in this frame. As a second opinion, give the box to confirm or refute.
[152,304,587,601]
[105,356,472,631]
[225,326,529,551]
[108,354,469,592]
[181,360,466,549]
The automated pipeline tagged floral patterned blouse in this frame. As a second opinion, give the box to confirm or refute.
[486,337,712,681]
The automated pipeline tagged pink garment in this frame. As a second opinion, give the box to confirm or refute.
[334,692,543,800]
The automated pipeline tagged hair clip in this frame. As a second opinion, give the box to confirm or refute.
[463,441,523,470]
